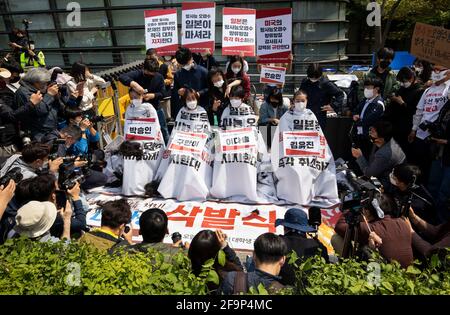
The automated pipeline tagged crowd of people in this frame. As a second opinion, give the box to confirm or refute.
[0,28,449,294]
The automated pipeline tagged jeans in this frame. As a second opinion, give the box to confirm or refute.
[428,159,450,223]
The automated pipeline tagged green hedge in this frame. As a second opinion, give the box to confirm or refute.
[0,238,449,295]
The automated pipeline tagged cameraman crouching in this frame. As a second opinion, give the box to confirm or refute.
[333,193,414,268]
[427,95,450,223]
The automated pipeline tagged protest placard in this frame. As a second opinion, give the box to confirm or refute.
[145,9,178,56]
[125,117,159,141]
[410,22,450,68]
[222,7,256,56]
[169,131,208,156]
[282,131,326,158]
[181,2,216,53]
[260,65,286,85]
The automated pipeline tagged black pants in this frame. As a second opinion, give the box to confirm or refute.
[81,169,107,190]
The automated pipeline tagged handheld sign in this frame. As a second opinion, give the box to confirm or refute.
[222,7,256,57]
[145,9,178,56]
[260,65,286,85]
[410,22,450,68]
[181,2,216,53]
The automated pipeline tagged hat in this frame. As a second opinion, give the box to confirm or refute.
[14,201,57,238]
[275,208,316,233]
[0,68,11,79]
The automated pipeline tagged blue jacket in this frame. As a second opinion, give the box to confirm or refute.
[258,101,288,125]
[354,95,385,136]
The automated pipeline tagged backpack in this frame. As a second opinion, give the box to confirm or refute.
[232,271,285,295]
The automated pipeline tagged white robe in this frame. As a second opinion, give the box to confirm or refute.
[157,106,214,201]
[271,108,340,208]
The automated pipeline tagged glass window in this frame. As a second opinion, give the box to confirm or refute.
[0,35,10,49]
[58,11,109,29]
[44,53,65,68]
[111,0,162,6]
[114,30,145,46]
[111,9,145,27]
[294,1,340,20]
[0,16,6,32]
[7,0,50,11]
[294,22,348,41]
[11,14,55,30]
[62,30,112,47]
[68,52,113,65]
[121,50,145,64]
[56,0,103,9]
[29,32,60,48]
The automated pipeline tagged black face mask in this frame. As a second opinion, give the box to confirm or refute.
[9,76,20,84]
[271,102,280,108]
[379,60,391,69]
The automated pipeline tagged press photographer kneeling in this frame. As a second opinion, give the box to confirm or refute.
[333,192,414,268]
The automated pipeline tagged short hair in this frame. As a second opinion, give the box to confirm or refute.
[393,164,421,186]
[268,88,283,104]
[144,58,160,73]
[371,120,393,142]
[65,106,83,121]
[146,48,157,56]
[207,67,227,94]
[50,67,64,82]
[181,88,199,104]
[397,67,415,82]
[229,85,245,99]
[139,208,168,243]
[175,47,192,66]
[254,233,288,264]
[376,47,395,61]
[100,199,131,229]
[306,63,323,79]
[61,125,82,141]
[22,68,51,85]
[364,77,383,90]
[15,174,56,206]
[21,142,50,163]
[188,230,221,276]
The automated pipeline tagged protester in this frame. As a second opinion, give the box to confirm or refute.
[193,49,219,71]
[78,199,132,251]
[220,85,257,128]
[220,233,288,294]
[63,107,100,155]
[413,58,433,87]
[300,63,344,128]
[352,120,406,190]
[224,55,251,101]
[189,229,243,293]
[8,28,29,62]
[171,47,209,118]
[19,41,45,72]
[276,208,329,286]
[258,88,288,126]
[206,67,229,126]
[334,192,413,268]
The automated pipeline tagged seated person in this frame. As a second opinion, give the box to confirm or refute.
[334,192,413,268]
[276,208,329,286]
[220,233,288,294]
[78,199,132,251]
[206,67,230,127]
[220,86,257,129]
[171,88,210,133]
[352,120,406,191]
[258,88,289,126]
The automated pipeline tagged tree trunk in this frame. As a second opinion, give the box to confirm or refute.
[381,0,404,48]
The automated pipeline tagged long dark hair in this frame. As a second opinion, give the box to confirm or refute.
[226,55,244,78]
[207,67,228,98]
[70,62,87,83]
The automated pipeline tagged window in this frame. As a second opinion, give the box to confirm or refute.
[115,30,145,46]
[62,30,112,47]
[7,0,50,12]
[56,0,104,9]
[11,14,55,30]
[111,9,145,27]
[29,32,60,48]
[110,0,162,6]
[68,52,114,65]
[58,11,109,29]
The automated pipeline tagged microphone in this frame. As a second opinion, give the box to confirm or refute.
[308,207,322,230]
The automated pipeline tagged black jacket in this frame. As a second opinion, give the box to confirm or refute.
[299,77,344,127]
[0,85,23,146]
[435,99,450,166]
[193,53,219,71]
[279,232,329,286]
[207,86,229,126]
[354,95,385,136]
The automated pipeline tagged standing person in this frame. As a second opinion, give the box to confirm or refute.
[171,47,209,119]
[300,63,344,129]
[119,58,169,144]
[193,49,219,71]
[206,67,229,127]
[409,65,450,180]
[361,47,399,107]
[8,28,29,63]
[224,55,251,101]
[19,41,45,72]
[413,59,433,87]
[386,67,425,156]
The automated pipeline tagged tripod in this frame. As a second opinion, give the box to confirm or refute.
[341,210,362,258]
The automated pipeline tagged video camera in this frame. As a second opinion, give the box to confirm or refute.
[58,162,90,190]
[83,114,104,124]
[0,167,23,187]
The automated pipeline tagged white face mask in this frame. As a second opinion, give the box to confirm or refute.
[231,67,241,74]
[164,56,172,61]
[294,101,307,111]
[186,100,197,110]
[414,66,423,75]
[389,172,399,187]
[230,99,242,108]
[29,44,35,50]
[183,63,193,71]
[309,77,319,83]
[400,81,412,89]
[431,70,448,83]
[364,88,374,99]
[214,80,224,88]
[132,99,142,106]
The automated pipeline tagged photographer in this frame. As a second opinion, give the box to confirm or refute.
[334,193,413,268]
[427,95,450,223]
[15,68,64,142]
[63,107,100,156]
[352,120,406,191]
[19,41,45,72]
[78,199,132,252]
[0,142,62,180]
[0,179,15,221]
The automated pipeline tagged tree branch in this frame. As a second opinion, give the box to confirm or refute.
[381,0,403,48]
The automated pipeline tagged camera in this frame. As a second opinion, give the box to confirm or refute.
[84,114,104,124]
[59,164,89,190]
[22,19,32,27]
[0,167,23,187]
[419,120,445,139]
[171,232,185,248]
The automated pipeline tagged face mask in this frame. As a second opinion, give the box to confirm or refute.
[29,44,35,51]
[400,81,412,89]
[183,63,193,71]
[414,66,423,75]
[270,101,280,108]
[132,99,142,106]
[389,173,399,187]
[230,99,242,108]
[231,67,241,74]
[379,60,391,69]
[186,100,197,110]
[294,102,307,111]
[309,78,319,83]
[9,76,19,84]
[164,56,172,61]
[431,70,447,83]
[364,88,374,99]
[214,80,224,88]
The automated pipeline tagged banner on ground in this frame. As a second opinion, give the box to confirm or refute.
[410,22,450,68]
[181,2,216,53]
[256,8,292,64]
[260,65,286,85]
[222,7,256,57]
[145,9,178,56]
[85,189,340,252]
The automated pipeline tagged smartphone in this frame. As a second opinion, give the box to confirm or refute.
[55,190,67,209]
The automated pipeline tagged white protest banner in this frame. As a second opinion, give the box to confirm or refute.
[181,2,216,53]
[222,7,256,57]
[282,131,326,158]
[145,9,178,56]
[256,8,292,64]
[260,65,286,85]
[125,117,159,141]
[169,131,208,156]
[218,127,258,154]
